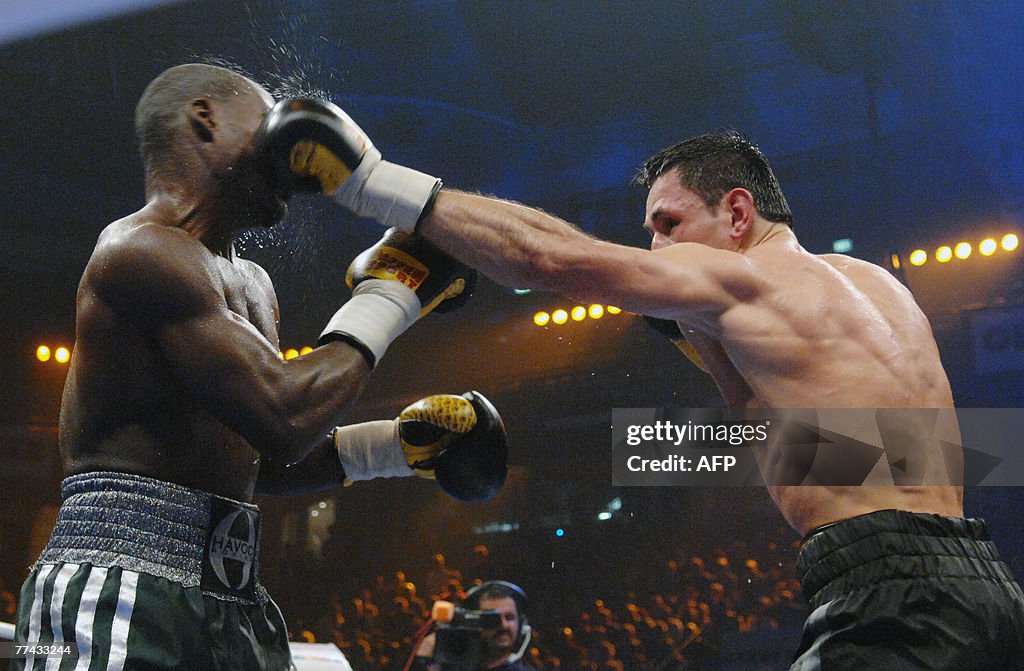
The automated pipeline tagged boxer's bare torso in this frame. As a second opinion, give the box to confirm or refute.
[60,212,278,500]
[421,177,963,536]
[58,68,375,501]
[676,241,962,535]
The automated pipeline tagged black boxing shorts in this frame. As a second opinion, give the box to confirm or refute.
[11,471,292,671]
[791,509,1024,670]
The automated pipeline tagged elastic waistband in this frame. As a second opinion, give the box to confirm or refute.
[797,509,1013,608]
[38,471,264,602]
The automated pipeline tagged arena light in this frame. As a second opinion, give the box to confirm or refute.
[36,345,51,362]
[909,249,927,266]
[980,238,998,256]
[935,246,953,263]
[55,347,71,364]
[1002,233,1019,252]
[954,242,972,259]
[532,304,624,327]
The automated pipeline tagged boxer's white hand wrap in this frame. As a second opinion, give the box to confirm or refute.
[319,279,420,366]
[333,419,414,482]
[333,148,441,234]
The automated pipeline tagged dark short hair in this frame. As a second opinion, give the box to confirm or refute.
[634,130,793,226]
[464,581,527,622]
[134,63,255,180]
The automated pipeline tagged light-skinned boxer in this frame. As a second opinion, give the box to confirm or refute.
[257,98,1024,669]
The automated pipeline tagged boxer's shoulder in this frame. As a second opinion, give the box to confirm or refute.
[86,218,228,318]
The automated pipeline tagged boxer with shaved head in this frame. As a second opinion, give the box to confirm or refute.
[11,65,507,671]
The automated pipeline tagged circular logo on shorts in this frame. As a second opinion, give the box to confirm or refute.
[208,508,257,590]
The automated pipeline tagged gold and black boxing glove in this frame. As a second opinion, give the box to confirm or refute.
[399,391,508,502]
[331,391,508,503]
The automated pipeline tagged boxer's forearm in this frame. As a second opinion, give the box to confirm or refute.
[420,190,593,291]
[254,434,346,495]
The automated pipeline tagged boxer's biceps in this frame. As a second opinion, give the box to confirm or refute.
[157,310,291,436]
[641,245,762,319]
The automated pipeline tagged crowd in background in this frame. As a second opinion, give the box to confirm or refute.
[3,508,1021,670]
[281,534,807,671]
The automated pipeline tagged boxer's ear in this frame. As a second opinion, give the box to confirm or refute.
[189,99,215,142]
[724,188,755,241]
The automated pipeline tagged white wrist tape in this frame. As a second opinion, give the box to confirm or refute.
[333,419,413,481]
[320,279,420,365]
[335,158,440,234]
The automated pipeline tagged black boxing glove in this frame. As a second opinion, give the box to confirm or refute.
[255,97,441,232]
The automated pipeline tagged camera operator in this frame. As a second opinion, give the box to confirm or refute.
[411,581,534,671]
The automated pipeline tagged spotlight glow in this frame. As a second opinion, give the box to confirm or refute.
[954,242,971,259]
[571,306,587,322]
[36,345,51,362]
[1002,233,1019,252]
[606,306,622,314]
[55,347,71,364]
[534,311,551,326]
[909,249,927,266]
[588,304,604,319]
[284,348,299,360]
[935,246,953,263]
[552,309,569,325]
[979,238,998,256]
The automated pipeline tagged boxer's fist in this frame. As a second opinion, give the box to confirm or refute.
[643,315,709,373]
[255,97,441,232]
[256,98,366,197]
[399,391,508,502]
[347,228,476,316]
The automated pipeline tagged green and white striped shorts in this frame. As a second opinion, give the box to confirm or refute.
[12,472,293,671]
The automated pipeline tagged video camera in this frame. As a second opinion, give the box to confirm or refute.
[430,601,502,671]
